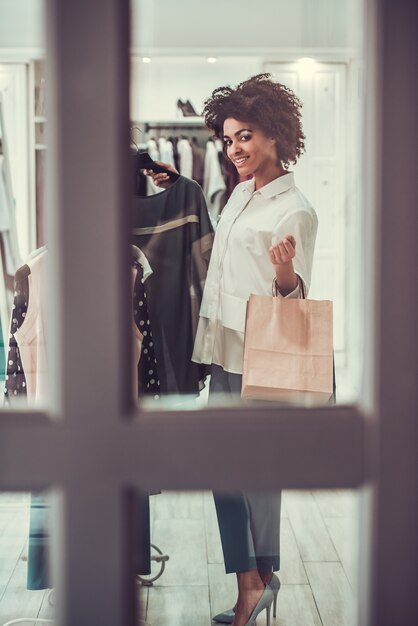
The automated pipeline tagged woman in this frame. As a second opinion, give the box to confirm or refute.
[148,74,318,626]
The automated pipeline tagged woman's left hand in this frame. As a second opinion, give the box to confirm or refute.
[269,235,296,265]
[143,161,179,189]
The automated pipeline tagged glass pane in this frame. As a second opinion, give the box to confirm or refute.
[139,489,359,625]
[130,0,365,413]
[0,2,55,622]
[130,1,363,625]
[0,487,359,625]
[1,1,49,411]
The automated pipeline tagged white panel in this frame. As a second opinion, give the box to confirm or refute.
[267,69,300,97]
[314,72,337,157]
[312,164,338,252]
[0,64,29,258]
[268,62,347,358]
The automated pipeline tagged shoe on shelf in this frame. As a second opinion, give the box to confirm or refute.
[176,98,187,116]
[185,99,198,116]
[176,98,198,117]
[212,573,280,624]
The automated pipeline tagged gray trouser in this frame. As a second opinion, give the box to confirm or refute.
[210,364,281,574]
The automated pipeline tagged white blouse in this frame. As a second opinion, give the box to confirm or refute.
[192,172,318,374]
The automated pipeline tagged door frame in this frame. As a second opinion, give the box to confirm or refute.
[0,1,417,625]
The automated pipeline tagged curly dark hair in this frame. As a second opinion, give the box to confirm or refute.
[202,73,305,168]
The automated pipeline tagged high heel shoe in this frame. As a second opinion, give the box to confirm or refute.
[176,98,198,117]
[212,573,280,623]
[268,572,281,619]
[244,585,274,626]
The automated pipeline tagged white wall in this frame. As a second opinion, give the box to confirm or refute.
[0,0,360,54]
[132,0,360,51]
[0,0,45,49]
[131,56,262,121]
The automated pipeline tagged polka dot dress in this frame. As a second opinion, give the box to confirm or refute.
[4,273,29,403]
[4,261,161,404]
[133,260,160,400]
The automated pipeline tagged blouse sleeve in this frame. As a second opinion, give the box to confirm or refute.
[272,208,318,298]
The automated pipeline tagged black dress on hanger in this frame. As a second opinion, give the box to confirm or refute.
[132,175,214,396]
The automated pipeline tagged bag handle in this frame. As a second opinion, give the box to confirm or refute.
[272,276,306,300]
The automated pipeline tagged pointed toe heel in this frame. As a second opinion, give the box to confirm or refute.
[244,585,274,626]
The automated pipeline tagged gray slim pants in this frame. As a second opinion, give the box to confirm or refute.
[210,364,281,574]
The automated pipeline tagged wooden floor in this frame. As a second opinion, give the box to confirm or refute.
[0,489,358,625]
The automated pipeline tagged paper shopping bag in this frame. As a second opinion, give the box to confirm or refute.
[241,294,333,404]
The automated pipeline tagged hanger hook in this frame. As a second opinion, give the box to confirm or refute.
[130,125,143,152]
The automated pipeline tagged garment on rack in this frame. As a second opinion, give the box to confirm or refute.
[4,246,157,589]
[190,140,206,188]
[4,246,158,402]
[158,137,176,168]
[146,139,162,196]
[132,175,214,395]
[167,136,180,171]
[3,264,30,403]
[140,125,246,212]
[177,137,193,179]
[3,250,50,590]
[147,138,159,162]
[203,140,227,222]
[13,247,48,404]
[131,245,160,400]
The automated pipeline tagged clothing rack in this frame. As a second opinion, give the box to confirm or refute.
[132,120,211,144]
[140,119,206,133]
[133,120,213,157]
[145,124,206,131]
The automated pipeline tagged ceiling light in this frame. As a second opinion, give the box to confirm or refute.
[297,57,316,78]
[142,57,151,64]
[207,57,217,63]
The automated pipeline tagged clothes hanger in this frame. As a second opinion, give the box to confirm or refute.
[130,125,143,152]
[131,126,179,181]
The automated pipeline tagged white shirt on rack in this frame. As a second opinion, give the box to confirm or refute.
[192,172,318,374]
[158,137,175,168]
[177,138,193,179]
[146,139,162,196]
[203,140,226,221]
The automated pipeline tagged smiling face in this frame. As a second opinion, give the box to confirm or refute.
[223,118,280,180]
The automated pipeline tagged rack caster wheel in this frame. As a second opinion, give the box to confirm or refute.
[137,543,169,586]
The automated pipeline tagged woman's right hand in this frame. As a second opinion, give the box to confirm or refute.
[142,161,179,189]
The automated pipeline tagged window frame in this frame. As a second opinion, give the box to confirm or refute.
[1,0,417,625]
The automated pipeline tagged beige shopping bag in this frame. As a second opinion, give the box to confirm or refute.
[241,293,333,404]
